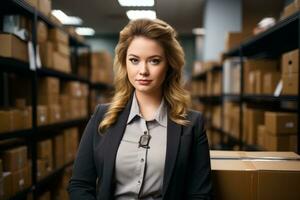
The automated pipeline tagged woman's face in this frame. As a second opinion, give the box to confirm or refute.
[126,36,168,96]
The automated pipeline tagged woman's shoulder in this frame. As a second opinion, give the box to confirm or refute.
[93,103,111,119]
[186,109,205,122]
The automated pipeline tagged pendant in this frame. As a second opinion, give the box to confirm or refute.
[138,134,151,149]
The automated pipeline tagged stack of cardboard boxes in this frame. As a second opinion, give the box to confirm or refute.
[281,0,300,20]
[0,33,29,62]
[25,0,52,17]
[223,101,240,139]
[38,23,71,73]
[0,105,32,134]
[0,146,31,199]
[260,112,298,151]
[62,81,89,119]
[190,61,222,97]
[243,59,280,95]
[90,51,114,84]
[63,128,79,164]
[38,77,61,124]
[37,140,54,177]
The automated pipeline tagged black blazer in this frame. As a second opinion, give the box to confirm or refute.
[68,96,213,200]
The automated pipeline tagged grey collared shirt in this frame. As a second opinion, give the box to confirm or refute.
[114,93,168,200]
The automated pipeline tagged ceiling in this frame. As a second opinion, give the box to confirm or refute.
[52,0,205,36]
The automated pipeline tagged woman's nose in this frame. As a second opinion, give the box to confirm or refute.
[139,62,149,76]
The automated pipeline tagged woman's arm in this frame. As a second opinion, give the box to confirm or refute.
[186,112,213,200]
[67,105,103,200]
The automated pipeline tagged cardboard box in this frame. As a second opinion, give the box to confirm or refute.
[224,32,247,51]
[282,0,300,19]
[81,84,89,97]
[2,146,27,172]
[257,125,266,148]
[49,28,69,45]
[248,71,257,94]
[247,109,264,144]
[21,107,32,129]
[0,110,14,133]
[38,94,59,105]
[38,77,60,96]
[53,134,65,168]
[37,140,53,173]
[265,112,298,135]
[15,98,26,109]
[53,51,71,73]
[265,133,298,152]
[47,104,61,124]
[0,33,28,62]
[11,165,30,194]
[0,172,12,200]
[243,59,278,94]
[59,95,71,121]
[25,0,38,7]
[64,128,79,163]
[39,41,53,68]
[38,0,52,17]
[37,159,47,180]
[0,109,24,132]
[211,158,300,200]
[62,82,82,97]
[79,98,88,117]
[282,49,299,74]
[263,72,281,94]
[12,109,24,131]
[70,99,81,119]
[282,73,299,95]
[37,21,48,43]
[37,105,48,126]
[53,42,70,57]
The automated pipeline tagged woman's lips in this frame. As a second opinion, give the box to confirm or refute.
[137,80,152,85]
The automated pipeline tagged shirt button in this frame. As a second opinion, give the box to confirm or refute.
[141,158,144,162]
[138,180,141,184]
[144,131,147,134]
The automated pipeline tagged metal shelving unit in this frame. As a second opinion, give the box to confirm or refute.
[0,1,111,199]
[224,11,300,154]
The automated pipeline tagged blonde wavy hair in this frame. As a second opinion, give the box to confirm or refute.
[99,18,191,133]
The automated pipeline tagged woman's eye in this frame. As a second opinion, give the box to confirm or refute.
[129,58,139,64]
[149,59,160,65]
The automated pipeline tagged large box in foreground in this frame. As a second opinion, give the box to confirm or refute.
[211,151,300,200]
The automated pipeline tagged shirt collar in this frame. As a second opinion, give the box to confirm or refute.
[127,92,167,127]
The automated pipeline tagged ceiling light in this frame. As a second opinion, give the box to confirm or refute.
[192,28,205,35]
[51,10,82,25]
[75,27,95,36]
[126,10,156,20]
[118,0,154,7]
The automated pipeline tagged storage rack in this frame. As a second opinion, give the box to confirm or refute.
[224,11,300,154]
[0,0,112,199]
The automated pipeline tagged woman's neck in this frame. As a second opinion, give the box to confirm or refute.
[135,91,163,120]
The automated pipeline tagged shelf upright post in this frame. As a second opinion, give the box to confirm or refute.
[30,9,39,200]
[239,46,244,150]
[298,13,300,155]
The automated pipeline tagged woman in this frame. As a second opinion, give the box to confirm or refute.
[68,18,213,200]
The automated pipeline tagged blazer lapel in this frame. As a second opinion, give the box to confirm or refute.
[162,117,182,196]
[100,96,133,199]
